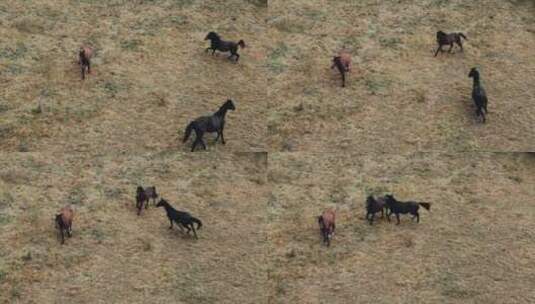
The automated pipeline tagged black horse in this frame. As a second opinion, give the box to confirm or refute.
[156,199,203,239]
[384,194,431,224]
[182,99,236,152]
[136,186,149,216]
[435,31,467,56]
[468,67,488,123]
[365,195,387,225]
[205,32,246,62]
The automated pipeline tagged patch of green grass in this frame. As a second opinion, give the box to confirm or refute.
[66,188,86,205]
[267,43,289,74]
[364,74,392,96]
[120,39,142,51]
[0,42,28,60]
[379,37,402,49]
[247,0,267,7]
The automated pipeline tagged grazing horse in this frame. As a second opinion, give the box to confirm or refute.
[317,209,336,246]
[136,186,149,216]
[384,194,431,224]
[182,99,236,152]
[468,67,488,123]
[78,46,93,80]
[205,32,246,62]
[55,205,74,244]
[156,199,203,239]
[331,51,352,87]
[365,195,387,225]
[434,31,467,56]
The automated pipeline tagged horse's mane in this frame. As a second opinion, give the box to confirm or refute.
[207,32,221,41]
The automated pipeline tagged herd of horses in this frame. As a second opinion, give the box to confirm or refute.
[55,29,490,244]
[331,30,489,123]
[318,194,432,247]
[55,186,203,244]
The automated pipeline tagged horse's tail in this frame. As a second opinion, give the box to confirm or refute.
[458,33,467,40]
[418,202,431,211]
[191,217,203,229]
[183,122,194,143]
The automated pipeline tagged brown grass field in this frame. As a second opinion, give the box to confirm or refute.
[0,0,267,153]
[268,0,535,152]
[0,152,268,303]
[268,152,535,303]
[1,0,534,303]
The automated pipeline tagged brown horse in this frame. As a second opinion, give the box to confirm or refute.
[55,205,74,244]
[317,209,336,246]
[365,195,387,225]
[78,46,93,80]
[331,50,352,87]
[434,31,467,56]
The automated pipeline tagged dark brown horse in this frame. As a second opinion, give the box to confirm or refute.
[435,31,467,56]
[55,205,74,244]
[78,46,93,80]
[384,194,431,224]
[136,186,149,216]
[331,50,352,87]
[317,209,336,246]
[365,195,387,225]
[205,32,246,62]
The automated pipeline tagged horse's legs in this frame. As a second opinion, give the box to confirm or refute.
[201,138,207,150]
[457,41,463,52]
[68,224,72,237]
[434,45,442,57]
[396,213,400,225]
[81,66,85,80]
[448,43,454,53]
[87,61,91,74]
[212,49,216,55]
[191,225,198,239]
[60,228,65,244]
[169,219,173,229]
[220,130,225,145]
[369,213,375,225]
[145,199,148,209]
[380,209,384,218]
[235,53,239,62]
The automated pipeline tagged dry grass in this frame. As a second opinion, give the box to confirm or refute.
[0,152,268,304]
[0,0,267,153]
[267,0,535,152]
[267,152,535,303]
[1,1,534,303]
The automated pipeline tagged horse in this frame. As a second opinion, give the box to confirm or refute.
[182,99,236,152]
[434,31,467,56]
[331,50,352,87]
[317,209,336,246]
[384,194,431,224]
[156,199,203,239]
[365,195,387,225]
[78,46,93,80]
[136,186,149,216]
[205,32,246,62]
[468,67,488,123]
[143,186,159,206]
[55,205,74,244]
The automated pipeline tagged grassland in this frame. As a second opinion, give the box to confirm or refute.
[268,152,535,303]
[0,0,267,153]
[0,152,268,303]
[1,0,534,303]
[267,0,535,152]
